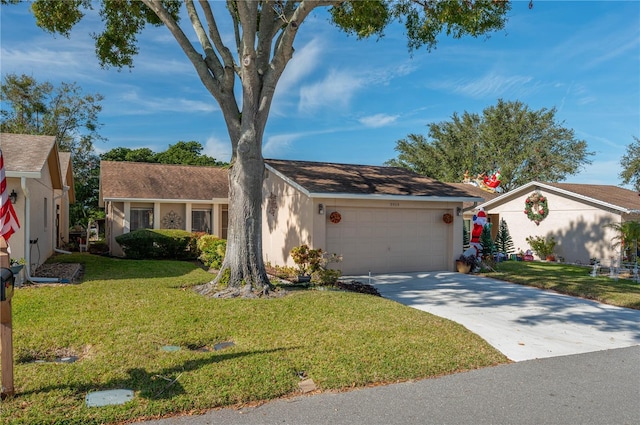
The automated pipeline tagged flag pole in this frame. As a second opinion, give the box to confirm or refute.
[0,236,14,399]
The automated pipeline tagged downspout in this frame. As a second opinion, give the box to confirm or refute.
[21,177,60,283]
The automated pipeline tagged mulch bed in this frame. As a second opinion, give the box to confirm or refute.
[31,263,84,284]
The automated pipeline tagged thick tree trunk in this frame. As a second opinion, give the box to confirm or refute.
[196,130,272,298]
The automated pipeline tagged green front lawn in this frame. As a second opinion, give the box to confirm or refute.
[2,254,507,425]
[483,260,640,310]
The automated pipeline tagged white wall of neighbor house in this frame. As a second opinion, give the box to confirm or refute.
[487,189,623,264]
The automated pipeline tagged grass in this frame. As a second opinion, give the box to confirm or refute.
[483,260,640,310]
[2,254,507,425]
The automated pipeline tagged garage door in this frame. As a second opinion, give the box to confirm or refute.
[326,207,449,274]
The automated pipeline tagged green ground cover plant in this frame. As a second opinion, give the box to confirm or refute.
[2,254,507,424]
[483,260,640,309]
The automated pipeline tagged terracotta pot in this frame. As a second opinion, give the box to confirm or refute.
[455,261,472,274]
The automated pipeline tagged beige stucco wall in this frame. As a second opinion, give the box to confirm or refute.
[486,189,624,264]
[106,201,126,257]
[262,171,315,267]
[262,170,464,272]
[159,204,186,229]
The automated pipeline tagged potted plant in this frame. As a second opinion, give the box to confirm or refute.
[525,235,557,261]
[290,244,323,283]
[9,258,25,275]
[455,254,476,274]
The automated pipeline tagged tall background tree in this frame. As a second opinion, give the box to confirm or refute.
[19,0,514,295]
[1,73,104,227]
[386,99,593,192]
[101,141,227,166]
[620,136,640,191]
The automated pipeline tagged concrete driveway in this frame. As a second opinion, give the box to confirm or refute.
[346,271,640,361]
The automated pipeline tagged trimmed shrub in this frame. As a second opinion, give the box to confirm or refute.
[197,235,227,269]
[115,229,198,260]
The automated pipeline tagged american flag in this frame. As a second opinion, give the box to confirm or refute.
[0,149,20,241]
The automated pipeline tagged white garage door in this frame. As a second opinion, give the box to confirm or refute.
[326,207,449,274]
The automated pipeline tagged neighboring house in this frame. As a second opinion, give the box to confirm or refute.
[477,181,640,264]
[0,133,76,273]
[99,161,229,257]
[262,159,483,275]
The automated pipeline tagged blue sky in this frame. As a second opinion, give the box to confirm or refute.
[1,1,638,188]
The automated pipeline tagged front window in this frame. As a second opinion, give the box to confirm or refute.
[192,210,212,234]
[131,208,153,230]
[221,207,228,239]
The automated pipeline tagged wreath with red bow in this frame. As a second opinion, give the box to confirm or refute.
[524,191,549,225]
[329,211,342,224]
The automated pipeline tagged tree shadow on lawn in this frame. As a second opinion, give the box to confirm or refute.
[368,271,640,343]
[19,346,294,401]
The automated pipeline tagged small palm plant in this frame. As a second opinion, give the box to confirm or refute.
[605,220,640,263]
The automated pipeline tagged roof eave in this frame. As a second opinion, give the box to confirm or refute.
[6,171,41,179]
[265,164,311,197]
[102,197,228,204]
[309,193,484,202]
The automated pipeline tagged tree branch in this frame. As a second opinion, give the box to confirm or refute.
[185,1,224,80]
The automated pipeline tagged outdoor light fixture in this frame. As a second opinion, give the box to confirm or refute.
[9,190,17,204]
[318,203,325,215]
[456,207,462,216]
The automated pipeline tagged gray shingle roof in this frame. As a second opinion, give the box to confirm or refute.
[99,161,229,201]
[265,159,479,199]
[0,133,62,189]
[1,133,56,172]
[545,182,640,211]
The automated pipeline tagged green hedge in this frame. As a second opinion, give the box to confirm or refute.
[115,229,198,260]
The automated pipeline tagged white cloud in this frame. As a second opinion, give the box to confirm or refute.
[359,113,399,128]
[263,133,303,158]
[299,69,364,112]
[204,135,233,163]
[116,90,217,114]
[447,72,536,99]
[277,38,324,95]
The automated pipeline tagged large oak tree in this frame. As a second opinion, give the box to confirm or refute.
[620,136,640,191]
[17,0,514,295]
[386,99,593,192]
